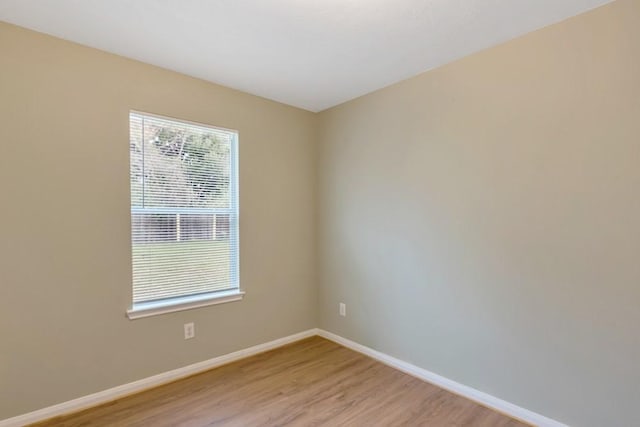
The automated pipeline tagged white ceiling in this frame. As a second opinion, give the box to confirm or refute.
[0,0,613,112]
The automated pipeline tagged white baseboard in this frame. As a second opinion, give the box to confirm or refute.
[0,329,319,427]
[1,328,566,427]
[316,329,567,427]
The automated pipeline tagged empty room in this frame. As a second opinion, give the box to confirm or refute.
[1,0,638,426]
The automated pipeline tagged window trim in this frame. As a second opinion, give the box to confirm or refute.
[127,289,245,320]
[127,111,241,319]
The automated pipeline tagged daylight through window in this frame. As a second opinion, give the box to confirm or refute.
[128,111,239,315]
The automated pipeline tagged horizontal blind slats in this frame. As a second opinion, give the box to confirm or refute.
[129,112,239,305]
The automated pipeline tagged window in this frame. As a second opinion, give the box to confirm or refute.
[127,111,241,319]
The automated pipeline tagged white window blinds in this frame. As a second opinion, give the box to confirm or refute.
[129,111,239,306]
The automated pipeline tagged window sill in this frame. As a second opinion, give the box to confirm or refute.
[127,289,245,320]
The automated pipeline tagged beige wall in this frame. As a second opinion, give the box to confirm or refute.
[318,1,640,426]
[0,22,317,418]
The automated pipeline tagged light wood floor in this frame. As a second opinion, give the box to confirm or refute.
[33,337,528,426]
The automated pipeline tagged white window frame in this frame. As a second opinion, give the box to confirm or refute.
[126,111,242,320]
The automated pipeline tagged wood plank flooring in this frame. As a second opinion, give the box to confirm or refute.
[32,336,528,426]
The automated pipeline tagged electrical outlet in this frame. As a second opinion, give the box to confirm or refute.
[184,322,195,339]
[339,303,346,317]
